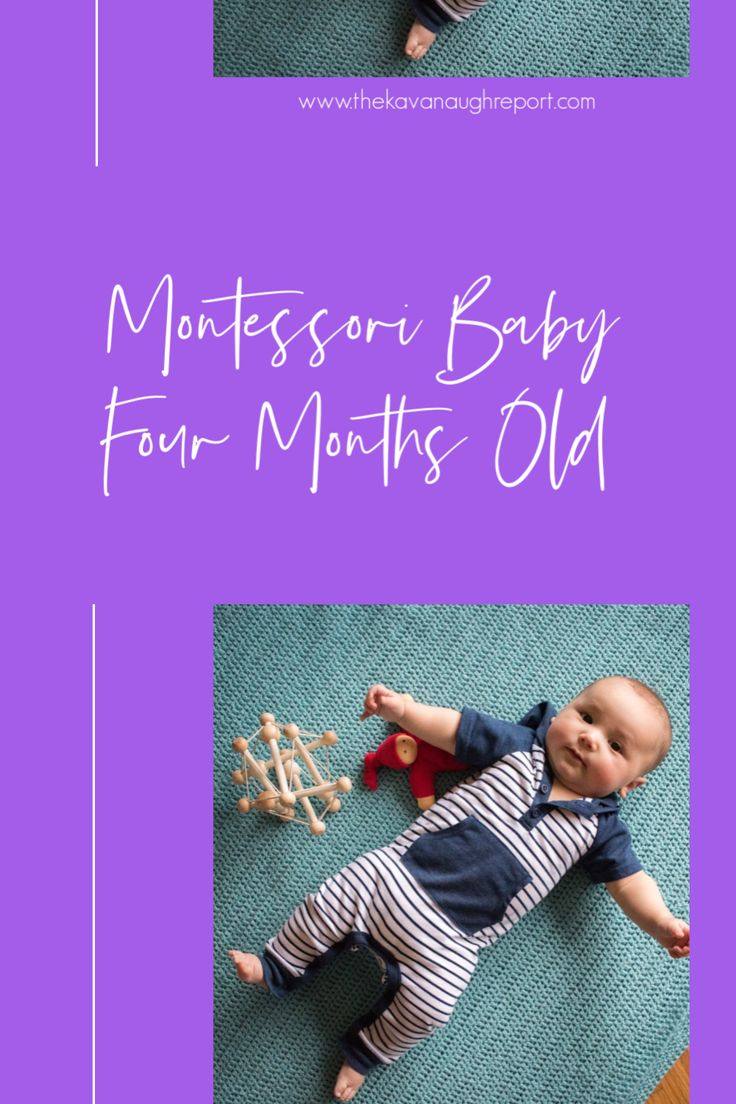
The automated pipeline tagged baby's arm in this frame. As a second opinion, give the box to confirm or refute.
[360,684,461,755]
[606,872,690,958]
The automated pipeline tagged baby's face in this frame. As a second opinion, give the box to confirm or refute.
[546,677,663,798]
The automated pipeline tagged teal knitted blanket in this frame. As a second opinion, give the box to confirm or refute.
[214,605,689,1103]
[214,0,689,78]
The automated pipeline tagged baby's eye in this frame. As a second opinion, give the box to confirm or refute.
[609,740,622,753]
[581,712,593,724]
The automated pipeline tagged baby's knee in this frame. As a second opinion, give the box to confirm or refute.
[401,996,454,1035]
[422,1007,453,1032]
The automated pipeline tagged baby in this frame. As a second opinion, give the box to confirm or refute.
[229,676,689,1101]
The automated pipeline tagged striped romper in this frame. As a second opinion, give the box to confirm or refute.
[260,702,642,1074]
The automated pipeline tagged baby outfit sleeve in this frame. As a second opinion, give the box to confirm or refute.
[578,813,643,883]
[455,701,556,767]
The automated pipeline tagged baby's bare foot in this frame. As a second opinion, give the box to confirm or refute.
[405,21,436,60]
[333,1062,365,1101]
[227,950,267,989]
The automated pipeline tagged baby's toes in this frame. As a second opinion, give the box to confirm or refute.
[334,1063,364,1101]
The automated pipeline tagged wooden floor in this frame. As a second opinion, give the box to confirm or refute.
[646,1050,689,1104]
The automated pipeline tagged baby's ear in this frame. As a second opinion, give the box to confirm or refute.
[618,776,647,799]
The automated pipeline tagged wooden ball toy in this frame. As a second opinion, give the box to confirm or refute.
[232,714,351,835]
[253,792,279,811]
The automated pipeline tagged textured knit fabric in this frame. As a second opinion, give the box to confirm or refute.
[214,604,689,1104]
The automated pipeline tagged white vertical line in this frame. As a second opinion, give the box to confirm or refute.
[92,603,97,1103]
[95,1,99,167]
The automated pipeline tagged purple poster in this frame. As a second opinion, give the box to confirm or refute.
[4,3,731,1103]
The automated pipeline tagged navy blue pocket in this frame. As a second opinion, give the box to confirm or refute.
[401,816,532,935]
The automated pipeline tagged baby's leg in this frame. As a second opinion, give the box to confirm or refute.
[227,865,360,1000]
[227,950,268,989]
[262,866,364,993]
[339,850,479,1075]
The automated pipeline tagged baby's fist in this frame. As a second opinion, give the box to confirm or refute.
[360,684,408,724]
[657,916,690,958]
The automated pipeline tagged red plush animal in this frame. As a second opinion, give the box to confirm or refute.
[363,731,469,810]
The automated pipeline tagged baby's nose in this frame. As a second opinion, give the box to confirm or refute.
[580,729,599,750]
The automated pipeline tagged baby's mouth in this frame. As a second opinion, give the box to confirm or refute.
[567,747,584,764]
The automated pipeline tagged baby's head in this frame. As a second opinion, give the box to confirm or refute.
[546,676,672,799]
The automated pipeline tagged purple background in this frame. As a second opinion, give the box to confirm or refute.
[4,2,731,1102]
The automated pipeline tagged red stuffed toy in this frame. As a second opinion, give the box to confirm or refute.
[363,731,469,810]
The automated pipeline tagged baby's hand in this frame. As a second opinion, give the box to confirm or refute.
[655,916,690,958]
[360,684,408,724]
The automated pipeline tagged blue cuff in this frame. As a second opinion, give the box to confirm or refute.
[410,0,451,32]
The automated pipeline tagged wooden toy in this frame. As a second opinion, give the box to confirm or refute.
[232,712,351,835]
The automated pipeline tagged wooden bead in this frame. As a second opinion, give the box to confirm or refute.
[236,797,251,814]
[321,730,337,746]
[260,722,279,743]
[259,712,276,724]
[231,770,245,785]
[283,723,299,741]
[254,793,279,811]
[232,737,247,752]
[326,798,341,813]
[309,820,327,836]
[336,776,352,793]
[280,791,296,806]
